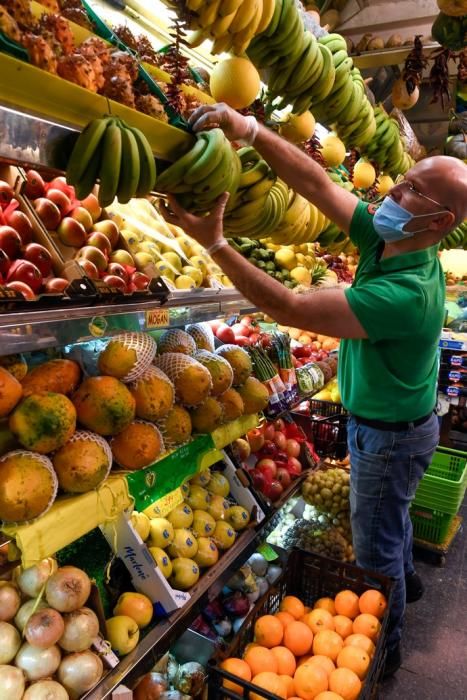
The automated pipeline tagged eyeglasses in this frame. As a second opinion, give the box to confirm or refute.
[394,175,451,212]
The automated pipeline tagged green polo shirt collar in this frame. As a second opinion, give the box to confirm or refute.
[379,243,439,272]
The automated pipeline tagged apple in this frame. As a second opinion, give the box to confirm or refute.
[257,458,277,478]
[6,280,36,300]
[250,468,267,492]
[246,428,264,453]
[0,181,14,206]
[47,188,71,215]
[57,217,87,247]
[130,511,151,541]
[78,259,99,279]
[257,441,278,458]
[70,206,93,232]
[76,246,108,272]
[45,277,69,293]
[5,209,33,245]
[107,262,129,282]
[79,194,101,222]
[0,249,10,276]
[7,259,42,292]
[113,593,153,629]
[103,274,127,291]
[268,480,284,502]
[235,336,251,346]
[216,323,235,344]
[274,418,285,432]
[87,231,112,255]
[262,423,275,441]
[110,249,134,267]
[274,451,289,465]
[24,170,45,199]
[0,226,22,259]
[232,323,247,336]
[208,319,222,333]
[24,243,53,277]
[286,456,302,477]
[34,198,61,229]
[286,439,301,458]
[130,271,150,290]
[234,438,251,461]
[274,431,287,451]
[48,176,69,192]
[94,219,119,248]
[105,615,140,656]
[134,252,154,271]
[276,467,292,489]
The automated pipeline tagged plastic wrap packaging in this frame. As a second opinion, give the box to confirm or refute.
[391,108,427,161]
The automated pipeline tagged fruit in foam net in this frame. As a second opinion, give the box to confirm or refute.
[111,421,163,470]
[72,376,136,436]
[0,367,22,418]
[218,388,245,421]
[216,345,252,387]
[0,450,57,522]
[186,323,215,352]
[148,546,173,578]
[148,518,174,549]
[170,558,200,590]
[168,528,198,559]
[9,392,76,454]
[194,537,219,567]
[167,503,194,529]
[237,377,269,414]
[158,329,197,356]
[194,350,233,396]
[190,397,224,433]
[52,431,110,493]
[98,340,137,379]
[154,354,212,407]
[129,367,174,422]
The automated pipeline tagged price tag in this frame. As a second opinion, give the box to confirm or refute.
[146,308,170,329]
[257,543,279,562]
[142,487,184,519]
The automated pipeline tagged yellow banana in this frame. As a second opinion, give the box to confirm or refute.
[198,0,222,29]
[219,0,244,16]
[230,0,259,33]
[256,0,275,34]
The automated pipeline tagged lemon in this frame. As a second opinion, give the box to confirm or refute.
[213,520,236,550]
[207,494,230,521]
[182,266,203,286]
[167,503,194,529]
[170,558,200,590]
[226,505,250,531]
[185,485,211,510]
[275,248,297,271]
[194,537,219,568]
[353,159,376,189]
[177,237,193,257]
[290,267,312,286]
[206,472,230,497]
[148,518,174,549]
[148,546,172,578]
[168,528,198,558]
[175,275,196,290]
[190,469,211,487]
[377,174,394,196]
[192,509,216,537]
[162,251,182,271]
[155,261,175,281]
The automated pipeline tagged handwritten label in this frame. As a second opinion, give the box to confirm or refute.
[146,308,170,329]
[143,487,184,519]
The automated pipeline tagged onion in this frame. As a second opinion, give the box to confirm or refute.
[58,607,99,652]
[45,567,91,613]
[14,643,61,681]
[17,559,57,599]
[25,608,65,649]
[0,622,21,664]
[15,599,47,633]
[0,583,21,622]
[58,650,103,700]
[134,672,168,700]
[0,664,25,700]
[23,680,69,700]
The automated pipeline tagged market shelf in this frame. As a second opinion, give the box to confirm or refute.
[350,42,440,69]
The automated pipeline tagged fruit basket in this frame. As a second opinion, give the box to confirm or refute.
[410,506,455,545]
[208,549,394,700]
[292,410,349,460]
[413,448,467,515]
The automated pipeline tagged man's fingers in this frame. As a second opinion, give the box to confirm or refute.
[159,198,181,225]
[188,104,216,127]
[213,192,230,220]
[166,194,190,219]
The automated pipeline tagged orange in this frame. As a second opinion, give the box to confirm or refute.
[250,672,287,700]
[255,615,284,648]
[302,655,335,678]
[293,664,328,700]
[315,693,345,700]
[358,589,387,619]
[313,598,336,616]
[352,613,381,642]
[288,697,303,700]
[244,645,279,676]
[284,621,314,656]
[328,668,362,700]
[304,606,311,615]
[334,591,360,620]
[276,611,296,628]
[303,609,335,635]
[244,642,260,654]
[280,674,296,698]
[336,646,370,680]
[333,616,353,640]
[297,655,313,668]
[344,634,375,658]
[271,646,297,676]
[312,631,344,662]
[220,658,252,693]
[280,596,306,620]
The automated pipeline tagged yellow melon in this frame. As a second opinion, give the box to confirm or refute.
[157,405,192,447]
[194,350,233,396]
[0,354,28,381]
[210,57,260,109]
[237,377,269,414]
[190,397,224,433]
[52,431,111,493]
[216,345,252,387]
[9,392,76,453]
[0,367,22,418]
[111,421,164,470]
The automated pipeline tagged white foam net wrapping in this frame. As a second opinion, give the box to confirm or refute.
[156,406,193,449]
[103,332,157,383]
[65,430,113,476]
[158,329,197,356]
[129,366,175,420]
[0,450,58,525]
[153,353,212,407]
[186,323,215,352]
[194,350,233,394]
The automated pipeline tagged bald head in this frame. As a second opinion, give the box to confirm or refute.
[408,156,467,228]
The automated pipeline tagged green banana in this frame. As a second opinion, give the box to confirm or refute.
[287,40,324,97]
[74,141,102,200]
[156,136,207,192]
[117,125,140,203]
[98,120,122,208]
[310,44,336,104]
[242,172,276,201]
[319,33,348,54]
[129,126,157,197]
[238,159,271,188]
[67,116,111,187]
[184,129,226,185]
[332,49,349,69]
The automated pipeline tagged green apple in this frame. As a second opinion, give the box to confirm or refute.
[106,616,140,655]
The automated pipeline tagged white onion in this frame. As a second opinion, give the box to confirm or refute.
[0,583,21,622]
[15,599,47,633]
[0,664,25,700]
[59,607,99,652]
[17,559,57,599]
[14,643,61,681]
[58,650,103,700]
[25,608,65,649]
[23,680,69,700]
[0,622,21,664]
[45,567,91,613]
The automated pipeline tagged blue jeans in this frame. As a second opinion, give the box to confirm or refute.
[347,413,439,650]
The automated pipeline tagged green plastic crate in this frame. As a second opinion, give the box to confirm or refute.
[410,506,455,544]
[413,449,467,514]
[425,446,467,481]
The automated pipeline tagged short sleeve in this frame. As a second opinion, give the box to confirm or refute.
[349,201,379,251]
[345,276,427,343]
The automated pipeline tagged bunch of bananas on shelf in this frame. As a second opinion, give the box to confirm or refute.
[362,106,414,177]
[155,128,241,214]
[270,193,330,245]
[439,222,467,250]
[181,0,275,54]
[316,221,350,254]
[67,116,157,206]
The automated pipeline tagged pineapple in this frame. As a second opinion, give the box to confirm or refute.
[39,14,75,55]
[0,7,21,42]
[57,54,98,92]
[22,33,58,73]
[5,0,35,30]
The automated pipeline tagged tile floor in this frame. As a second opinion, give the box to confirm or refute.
[379,501,467,699]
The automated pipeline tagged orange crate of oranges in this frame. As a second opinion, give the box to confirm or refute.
[209,550,394,700]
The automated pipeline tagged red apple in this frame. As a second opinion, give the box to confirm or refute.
[0,249,10,276]
[0,181,14,206]
[130,271,149,289]
[268,480,284,501]
[24,170,46,199]
[79,194,102,223]
[286,439,301,458]
[262,423,275,441]
[24,243,53,277]
[103,274,127,291]
[6,280,36,300]
[5,209,33,245]
[274,431,287,451]
[78,259,99,279]
[87,231,112,255]
[48,176,69,193]
[274,451,289,465]
[34,198,61,230]
[247,428,265,453]
[235,336,251,346]
[257,441,278,459]
[94,220,119,248]
[216,324,236,344]
[286,456,302,477]
[107,262,129,282]
[0,226,22,259]
[45,277,69,293]
[274,418,285,432]
[47,188,71,216]
[232,323,246,336]
[76,246,107,272]
[276,467,292,489]
[250,468,267,492]
[257,458,277,478]
[57,217,87,247]
[70,206,93,232]
[7,259,42,292]
[110,249,134,267]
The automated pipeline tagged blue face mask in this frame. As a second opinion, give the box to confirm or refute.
[373,197,441,242]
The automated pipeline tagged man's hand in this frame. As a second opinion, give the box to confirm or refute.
[188,103,249,141]
[159,193,230,250]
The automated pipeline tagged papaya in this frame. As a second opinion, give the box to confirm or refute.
[9,392,77,453]
[0,354,28,381]
[21,359,81,397]
[72,376,136,435]
[431,12,466,50]
[0,367,23,418]
[0,450,57,522]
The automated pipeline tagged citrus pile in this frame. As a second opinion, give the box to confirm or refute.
[220,588,387,700]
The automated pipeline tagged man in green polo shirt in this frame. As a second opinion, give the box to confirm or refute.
[160,102,467,676]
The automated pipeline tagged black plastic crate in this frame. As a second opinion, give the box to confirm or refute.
[208,549,394,700]
[309,399,349,418]
[292,411,349,460]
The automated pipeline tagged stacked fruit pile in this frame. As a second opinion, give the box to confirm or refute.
[130,467,251,590]
[219,590,387,700]
[302,468,350,517]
